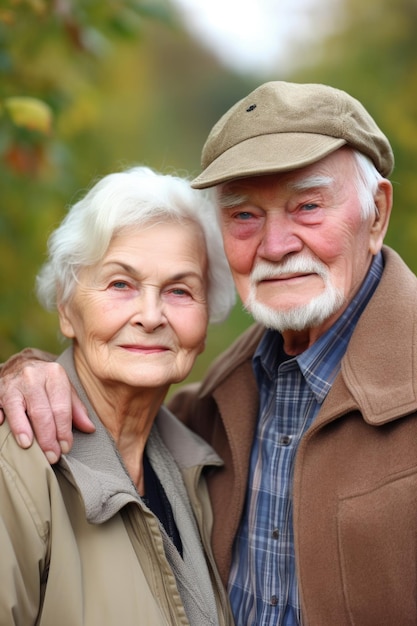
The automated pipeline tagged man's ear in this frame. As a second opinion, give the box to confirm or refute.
[58,302,76,339]
[369,179,393,255]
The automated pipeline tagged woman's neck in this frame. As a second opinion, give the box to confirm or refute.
[76,365,169,493]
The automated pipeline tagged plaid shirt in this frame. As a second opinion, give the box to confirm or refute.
[228,253,384,626]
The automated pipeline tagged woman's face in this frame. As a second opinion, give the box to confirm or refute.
[58,221,209,394]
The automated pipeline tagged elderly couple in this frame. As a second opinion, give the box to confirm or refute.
[1,81,417,626]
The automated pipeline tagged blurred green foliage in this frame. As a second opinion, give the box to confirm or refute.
[1,0,417,390]
[0,0,256,377]
[290,0,417,270]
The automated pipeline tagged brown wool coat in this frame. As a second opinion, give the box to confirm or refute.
[169,246,417,625]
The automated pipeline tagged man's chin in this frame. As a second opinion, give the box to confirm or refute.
[245,291,345,333]
[249,307,310,332]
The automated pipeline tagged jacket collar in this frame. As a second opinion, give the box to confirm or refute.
[56,348,222,523]
[335,246,417,425]
[199,246,417,428]
[198,323,265,398]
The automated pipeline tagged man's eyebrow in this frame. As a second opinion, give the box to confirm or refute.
[217,175,334,208]
[288,175,334,192]
[217,190,249,208]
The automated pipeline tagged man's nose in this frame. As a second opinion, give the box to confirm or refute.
[257,213,303,261]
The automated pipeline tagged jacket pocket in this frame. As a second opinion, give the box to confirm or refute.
[337,466,417,625]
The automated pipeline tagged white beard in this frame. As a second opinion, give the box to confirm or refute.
[244,256,345,332]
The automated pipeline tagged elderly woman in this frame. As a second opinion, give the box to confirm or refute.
[0,166,235,625]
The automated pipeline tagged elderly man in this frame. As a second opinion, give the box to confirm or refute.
[2,82,417,626]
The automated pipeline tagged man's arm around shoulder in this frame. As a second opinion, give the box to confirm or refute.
[0,347,94,461]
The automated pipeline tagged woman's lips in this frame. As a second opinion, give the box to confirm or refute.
[120,344,169,354]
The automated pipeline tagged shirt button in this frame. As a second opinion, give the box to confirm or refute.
[279,435,292,445]
[271,595,278,606]
[272,528,279,539]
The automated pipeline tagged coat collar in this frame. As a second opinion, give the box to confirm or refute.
[198,323,264,399]
[335,246,417,425]
[199,246,417,429]
[56,347,222,523]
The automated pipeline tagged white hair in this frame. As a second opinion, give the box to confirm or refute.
[245,257,345,332]
[352,149,385,219]
[36,166,236,323]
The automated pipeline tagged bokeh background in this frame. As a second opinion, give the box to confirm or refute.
[1,0,417,391]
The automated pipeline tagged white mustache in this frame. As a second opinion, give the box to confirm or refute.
[250,256,329,285]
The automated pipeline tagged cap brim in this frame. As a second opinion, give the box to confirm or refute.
[191,133,347,189]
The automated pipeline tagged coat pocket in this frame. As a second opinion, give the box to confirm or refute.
[337,466,417,625]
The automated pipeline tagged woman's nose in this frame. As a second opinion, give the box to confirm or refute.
[132,289,166,332]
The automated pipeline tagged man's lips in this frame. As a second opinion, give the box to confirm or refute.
[258,272,315,283]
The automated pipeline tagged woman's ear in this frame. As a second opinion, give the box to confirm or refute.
[369,179,393,255]
[58,302,76,339]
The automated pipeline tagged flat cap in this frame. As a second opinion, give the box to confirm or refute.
[192,81,394,189]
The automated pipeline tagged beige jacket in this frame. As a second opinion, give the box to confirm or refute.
[0,348,232,626]
[170,246,417,625]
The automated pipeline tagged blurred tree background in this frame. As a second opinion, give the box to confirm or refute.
[1,0,417,389]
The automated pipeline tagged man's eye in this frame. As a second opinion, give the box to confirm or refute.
[112,281,128,289]
[235,211,253,220]
[302,203,318,211]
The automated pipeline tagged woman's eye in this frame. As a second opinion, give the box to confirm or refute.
[165,286,195,300]
[171,288,189,296]
[111,280,129,289]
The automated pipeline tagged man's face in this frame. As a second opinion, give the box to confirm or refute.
[218,149,386,347]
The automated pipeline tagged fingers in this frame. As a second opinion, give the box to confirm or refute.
[0,361,80,463]
[35,362,76,460]
[44,382,95,455]
[0,373,36,448]
[71,389,95,434]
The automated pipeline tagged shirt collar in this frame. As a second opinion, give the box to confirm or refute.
[254,252,384,403]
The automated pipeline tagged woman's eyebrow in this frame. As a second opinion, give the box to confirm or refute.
[102,263,204,283]
[169,271,205,283]
[102,261,136,273]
